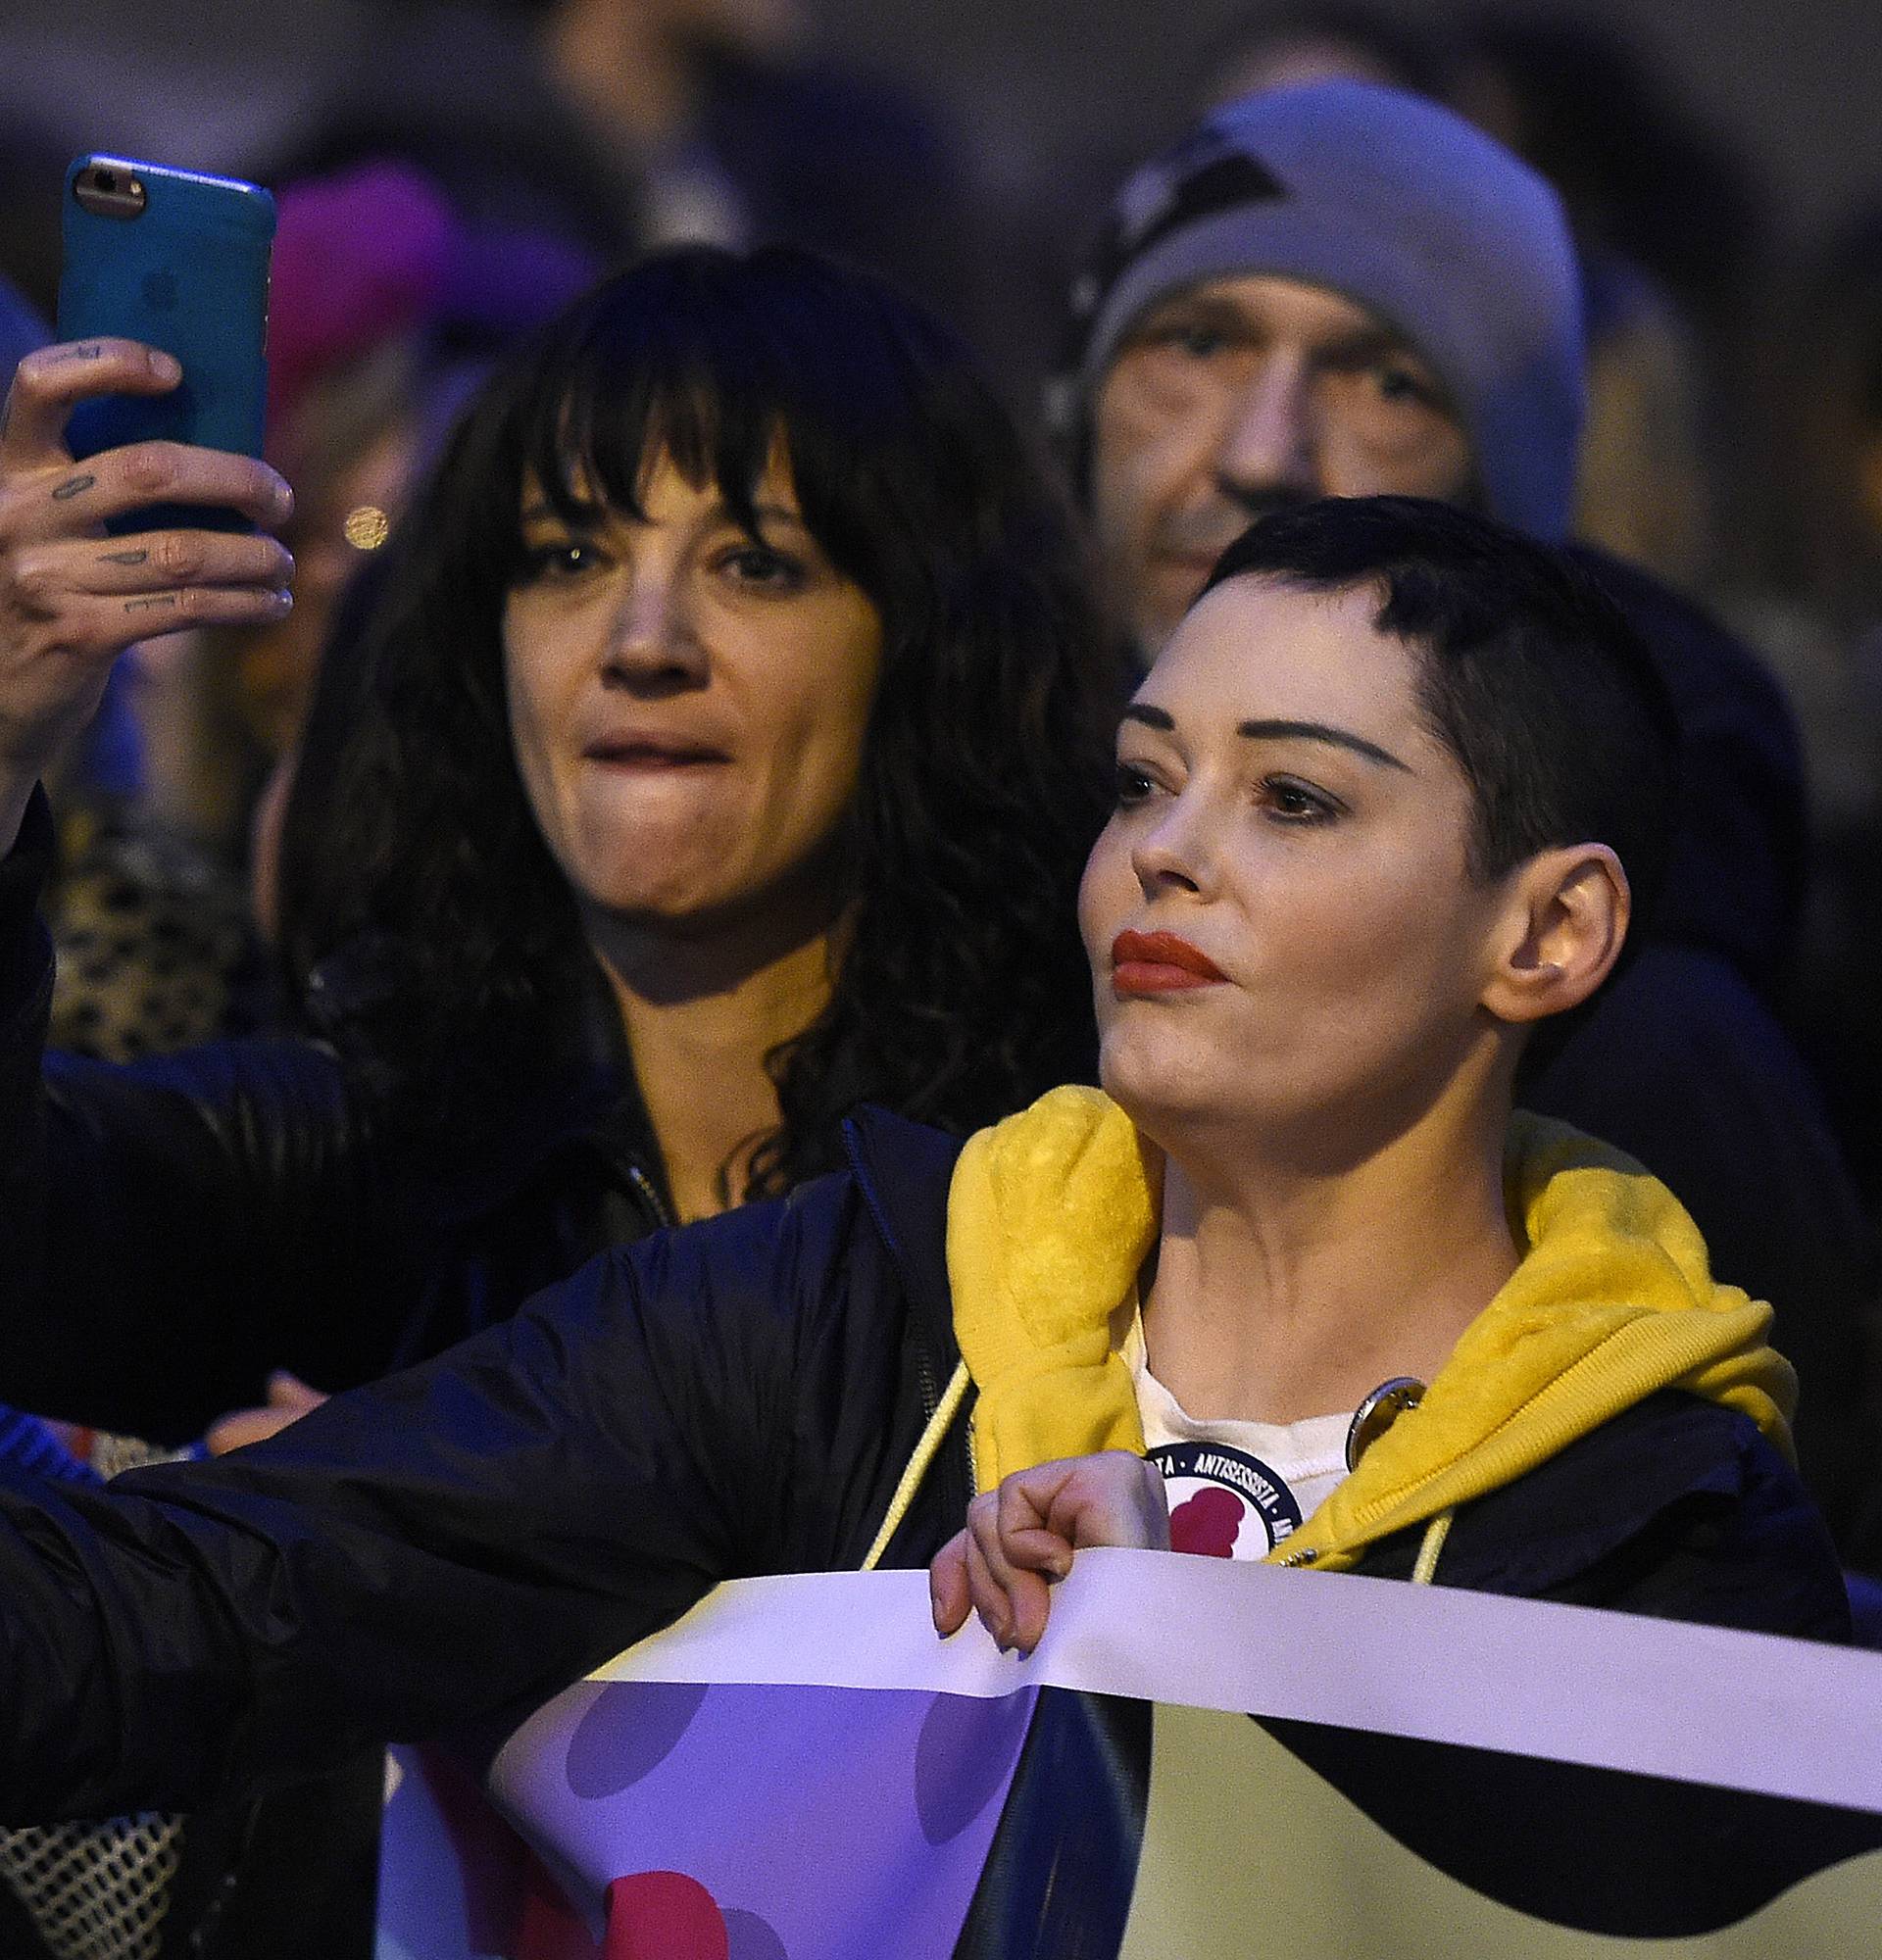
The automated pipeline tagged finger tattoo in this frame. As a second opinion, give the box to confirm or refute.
[124,595,178,614]
[100,548,148,565]
[50,344,105,364]
[52,473,96,503]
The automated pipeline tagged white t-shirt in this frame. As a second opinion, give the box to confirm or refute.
[1122,1314,1352,1560]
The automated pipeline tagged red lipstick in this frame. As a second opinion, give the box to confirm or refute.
[1110,929,1227,997]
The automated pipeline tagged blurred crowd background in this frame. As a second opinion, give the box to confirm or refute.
[4,0,1882,1222]
[0,13,1879,1952]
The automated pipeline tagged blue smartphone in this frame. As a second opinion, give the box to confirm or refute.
[55,155,274,530]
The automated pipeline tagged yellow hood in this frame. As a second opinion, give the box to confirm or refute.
[947,1087,1795,1571]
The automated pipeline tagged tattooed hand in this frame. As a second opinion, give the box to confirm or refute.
[0,337,293,848]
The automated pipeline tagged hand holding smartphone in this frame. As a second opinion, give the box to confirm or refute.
[0,156,291,852]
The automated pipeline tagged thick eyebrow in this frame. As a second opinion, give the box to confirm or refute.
[1237,718,1411,772]
[1120,702,1410,773]
[1124,291,1259,342]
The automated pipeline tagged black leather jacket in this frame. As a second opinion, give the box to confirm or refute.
[0,789,673,1446]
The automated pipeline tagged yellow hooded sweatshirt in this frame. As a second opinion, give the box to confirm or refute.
[897,1086,1795,1581]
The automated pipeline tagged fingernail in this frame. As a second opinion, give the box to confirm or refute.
[271,588,293,612]
[149,350,181,382]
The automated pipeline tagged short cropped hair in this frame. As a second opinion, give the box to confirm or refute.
[1199,496,1679,929]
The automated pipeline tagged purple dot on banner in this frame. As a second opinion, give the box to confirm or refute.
[565,1681,711,1798]
[914,1690,1034,1845]
[724,1908,789,1960]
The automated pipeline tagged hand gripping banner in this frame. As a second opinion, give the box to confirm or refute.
[377,1550,1882,1960]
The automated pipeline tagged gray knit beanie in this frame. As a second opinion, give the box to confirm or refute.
[1052,80,1586,541]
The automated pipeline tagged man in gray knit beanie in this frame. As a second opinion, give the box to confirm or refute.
[1054,79,1585,661]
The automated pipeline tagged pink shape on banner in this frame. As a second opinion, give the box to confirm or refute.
[1168,1486,1243,1558]
[604,1871,729,1960]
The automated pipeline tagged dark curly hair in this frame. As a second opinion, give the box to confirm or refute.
[276,245,1119,1196]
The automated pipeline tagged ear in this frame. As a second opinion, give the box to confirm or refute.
[1478,845,1631,1027]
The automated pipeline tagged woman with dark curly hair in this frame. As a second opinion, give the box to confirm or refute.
[0,243,1114,1439]
[270,242,1110,1222]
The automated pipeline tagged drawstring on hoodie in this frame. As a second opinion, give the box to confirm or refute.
[862,1360,971,1572]
[1412,1508,1455,1585]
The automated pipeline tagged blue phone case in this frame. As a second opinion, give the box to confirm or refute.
[55,155,274,529]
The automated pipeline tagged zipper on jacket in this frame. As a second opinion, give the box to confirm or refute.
[625,1163,672,1230]
[839,1114,956,1418]
[838,1112,978,1558]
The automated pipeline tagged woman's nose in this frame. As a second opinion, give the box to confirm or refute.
[602,572,708,689]
[1130,797,1216,898]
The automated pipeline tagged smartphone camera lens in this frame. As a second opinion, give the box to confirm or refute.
[74,166,148,220]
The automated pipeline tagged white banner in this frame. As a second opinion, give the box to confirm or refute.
[582,1548,1882,1813]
